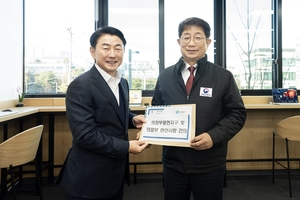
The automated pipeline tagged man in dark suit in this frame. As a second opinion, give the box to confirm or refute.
[56,26,149,200]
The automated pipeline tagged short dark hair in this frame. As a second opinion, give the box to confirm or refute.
[89,26,127,49]
[178,17,211,38]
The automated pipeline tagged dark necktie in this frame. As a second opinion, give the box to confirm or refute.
[186,66,195,96]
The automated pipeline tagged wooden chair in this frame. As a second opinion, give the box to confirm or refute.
[272,116,300,198]
[0,125,44,200]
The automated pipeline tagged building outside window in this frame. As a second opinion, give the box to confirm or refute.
[108,0,159,90]
[226,0,273,90]
[24,0,94,94]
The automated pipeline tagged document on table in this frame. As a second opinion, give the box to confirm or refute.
[139,104,196,147]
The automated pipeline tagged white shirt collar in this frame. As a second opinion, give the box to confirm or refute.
[94,64,121,105]
[94,64,121,84]
[182,63,197,72]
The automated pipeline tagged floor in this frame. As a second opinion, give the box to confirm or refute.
[1,172,300,200]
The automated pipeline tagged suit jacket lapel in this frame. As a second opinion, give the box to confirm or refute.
[89,65,124,126]
[119,79,129,125]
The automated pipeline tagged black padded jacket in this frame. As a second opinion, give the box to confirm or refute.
[152,55,247,173]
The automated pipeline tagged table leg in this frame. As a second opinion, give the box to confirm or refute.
[48,114,55,183]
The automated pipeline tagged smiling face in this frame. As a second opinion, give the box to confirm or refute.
[90,34,124,77]
[177,26,211,66]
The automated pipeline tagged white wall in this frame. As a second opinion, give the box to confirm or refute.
[0,0,23,101]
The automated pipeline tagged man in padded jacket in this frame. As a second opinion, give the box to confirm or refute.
[152,17,247,200]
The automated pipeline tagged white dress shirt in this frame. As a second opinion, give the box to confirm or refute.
[95,64,121,105]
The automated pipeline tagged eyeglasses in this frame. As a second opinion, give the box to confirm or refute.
[180,36,207,44]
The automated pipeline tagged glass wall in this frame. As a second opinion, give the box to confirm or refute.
[282,0,300,88]
[24,0,94,94]
[226,0,273,90]
[23,0,299,95]
[108,0,159,90]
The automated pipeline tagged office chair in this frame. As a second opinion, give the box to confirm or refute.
[272,116,300,198]
[0,125,44,200]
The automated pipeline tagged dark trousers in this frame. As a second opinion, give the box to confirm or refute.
[67,184,124,200]
[164,166,225,200]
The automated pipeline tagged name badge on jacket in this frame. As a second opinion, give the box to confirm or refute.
[199,87,213,97]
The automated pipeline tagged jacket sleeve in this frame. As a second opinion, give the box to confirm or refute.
[208,75,247,146]
[128,111,137,128]
[152,78,164,105]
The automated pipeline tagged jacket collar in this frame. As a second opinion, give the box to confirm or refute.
[176,54,208,73]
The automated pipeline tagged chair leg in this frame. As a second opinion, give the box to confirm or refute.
[9,165,16,200]
[285,139,292,198]
[34,159,43,200]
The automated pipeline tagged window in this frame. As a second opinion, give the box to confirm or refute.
[164,0,214,67]
[282,0,300,88]
[24,0,94,94]
[108,0,159,90]
[23,0,298,96]
[226,0,273,90]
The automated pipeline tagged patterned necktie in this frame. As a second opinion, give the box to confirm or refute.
[186,66,195,96]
